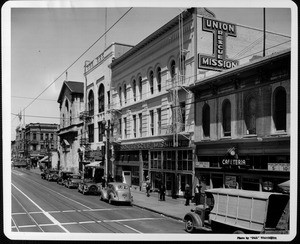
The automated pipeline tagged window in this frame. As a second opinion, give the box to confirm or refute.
[33,133,36,140]
[119,118,122,138]
[124,84,127,104]
[124,117,127,139]
[150,151,162,170]
[88,90,94,116]
[119,86,122,106]
[170,60,176,80]
[139,113,143,137]
[274,87,286,131]
[245,96,256,134]
[98,83,105,113]
[65,100,69,111]
[180,102,186,132]
[222,99,231,136]
[139,77,143,100]
[88,124,94,143]
[202,103,210,137]
[150,110,154,136]
[178,150,193,171]
[163,151,176,170]
[157,67,161,92]
[98,121,105,142]
[133,115,137,138]
[149,71,154,95]
[157,108,161,135]
[133,80,136,102]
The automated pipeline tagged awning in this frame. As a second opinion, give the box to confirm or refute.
[85,161,102,168]
[39,156,49,163]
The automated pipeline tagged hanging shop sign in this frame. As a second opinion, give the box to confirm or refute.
[195,161,210,168]
[198,18,239,71]
[268,163,290,172]
[117,140,189,151]
[222,158,246,166]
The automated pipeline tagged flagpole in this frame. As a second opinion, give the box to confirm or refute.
[263,8,266,57]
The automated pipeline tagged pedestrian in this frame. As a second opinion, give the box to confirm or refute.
[194,184,201,206]
[184,184,191,206]
[146,176,151,197]
[101,176,106,188]
[159,183,166,201]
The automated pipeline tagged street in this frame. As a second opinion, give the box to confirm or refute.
[11,168,186,234]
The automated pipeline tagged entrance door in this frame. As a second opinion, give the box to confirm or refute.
[179,174,192,196]
[122,171,132,186]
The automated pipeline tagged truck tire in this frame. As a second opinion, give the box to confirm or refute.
[185,216,195,233]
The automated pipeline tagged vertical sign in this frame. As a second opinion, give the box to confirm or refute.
[199,18,239,71]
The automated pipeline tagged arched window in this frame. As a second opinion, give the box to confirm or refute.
[88,90,94,116]
[98,84,105,113]
[245,96,256,134]
[202,103,210,137]
[170,60,176,80]
[65,100,69,111]
[139,76,143,100]
[133,79,136,102]
[156,67,161,92]
[70,110,72,125]
[222,99,231,137]
[149,71,154,95]
[274,87,286,131]
[123,83,127,104]
[119,86,122,106]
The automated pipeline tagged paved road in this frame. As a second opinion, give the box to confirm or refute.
[11,168,187,234]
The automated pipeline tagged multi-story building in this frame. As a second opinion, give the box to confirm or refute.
[21,123,59,168]
[57,80,84,173]
[109,7,290,196]
[82,43,133,177]
[190,49,290,192]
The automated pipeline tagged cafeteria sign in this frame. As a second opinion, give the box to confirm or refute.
[199,18,239,71]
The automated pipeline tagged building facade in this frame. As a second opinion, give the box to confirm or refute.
[57,80,84,173]
[109,7,290,196]
[191,49,290,192]
[20,123,59,168]
[82,42,133,178]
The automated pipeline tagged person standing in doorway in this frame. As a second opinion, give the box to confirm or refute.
[184,184,191,206]
[159,183,166,201]
[194,184,201,206]
[146,176,151,197]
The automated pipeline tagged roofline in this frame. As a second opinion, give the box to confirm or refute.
[111,8,194,68]
[189,48,291,91]
[57,80,84,103]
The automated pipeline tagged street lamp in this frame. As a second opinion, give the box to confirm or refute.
[102,118,112,181]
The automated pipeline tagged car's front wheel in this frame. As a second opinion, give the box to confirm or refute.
[185,217,195,233]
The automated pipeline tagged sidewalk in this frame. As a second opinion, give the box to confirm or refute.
[28,167,192,222]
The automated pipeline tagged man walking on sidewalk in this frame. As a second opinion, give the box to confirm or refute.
[146,176,151,197]
[159,183,166,201]
[184,184,191,206]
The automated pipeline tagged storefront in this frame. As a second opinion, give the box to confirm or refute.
[195,138,290,192]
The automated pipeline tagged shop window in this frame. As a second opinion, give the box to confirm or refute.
[98,83,105,113]
[211,174,223,188]
[242,177,260,191]
[156,67,161,92]
[133,79,136,102]
[151,151,162,170]
[202,103,210,137]
[149,70,154,95]
[245,96,256,134]
[273,87,287,131]
[222,99,231,137]
[163,151,176,170]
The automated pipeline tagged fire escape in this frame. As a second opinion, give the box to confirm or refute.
[79,110,92,161]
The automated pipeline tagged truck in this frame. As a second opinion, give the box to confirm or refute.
[184,188,289,234]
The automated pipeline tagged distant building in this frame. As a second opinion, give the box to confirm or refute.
[190,49,290,192]
[16,123,59,168]
[57,80,84,173]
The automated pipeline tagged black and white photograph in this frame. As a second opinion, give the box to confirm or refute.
[2,0,298,241]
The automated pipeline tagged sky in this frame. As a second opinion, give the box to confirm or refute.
[3,0,295,139]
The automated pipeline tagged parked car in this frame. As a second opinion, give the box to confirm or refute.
[100,182,133,205]
[46,170,59,181]
[57,171,73,185]
[78,178,102,195]
[183,188,289,234]
[65,174,81,189]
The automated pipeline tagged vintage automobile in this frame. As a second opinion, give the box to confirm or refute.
[100,182,133,205]
[65,174,81,189]
[57,171,73,185]
[78,178,102,195]
[46,170,59,181]
[184,188,289,234]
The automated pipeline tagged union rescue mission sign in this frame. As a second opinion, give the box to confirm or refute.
[199,18,239,71]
